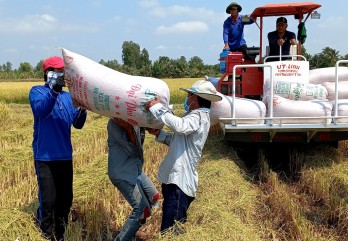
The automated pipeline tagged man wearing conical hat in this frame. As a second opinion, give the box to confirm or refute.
[223,2,255,61]
[145,80,222,234]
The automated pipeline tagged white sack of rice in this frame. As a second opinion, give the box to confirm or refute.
[61,48,170,129]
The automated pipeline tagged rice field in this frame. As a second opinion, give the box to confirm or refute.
[1,78,348,241]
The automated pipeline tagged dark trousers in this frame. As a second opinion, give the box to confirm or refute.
[230,44,253,61]
[160,183,195,232]
[35,160,73,240]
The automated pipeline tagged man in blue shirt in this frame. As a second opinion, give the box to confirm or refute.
[267,17,297,62]
[29,56,87,240]
[223,2,255,61]
[107,117,159,241]
[145,80,222,234]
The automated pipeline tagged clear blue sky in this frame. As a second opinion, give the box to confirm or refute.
[0,0,345,69]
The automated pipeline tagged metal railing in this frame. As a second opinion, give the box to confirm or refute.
[224,60,348,128]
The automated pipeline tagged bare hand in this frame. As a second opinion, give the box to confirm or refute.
[277,39,285,46]
[145,97,160,111]
[146,128,160,136]
[72,99,88,110]
[64,76,73,87]
[65,76,87,110]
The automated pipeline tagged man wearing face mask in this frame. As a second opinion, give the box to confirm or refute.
[29,56,87,241]
[145,80,222,234]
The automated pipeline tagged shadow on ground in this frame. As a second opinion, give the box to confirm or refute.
[228,142,340,183]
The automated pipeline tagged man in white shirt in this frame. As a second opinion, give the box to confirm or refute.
[145,80,222,233]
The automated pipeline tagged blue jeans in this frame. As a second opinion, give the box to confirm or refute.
[110,173,158,241]
[161,183,195,232]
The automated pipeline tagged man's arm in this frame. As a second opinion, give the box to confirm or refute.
[73,107,87,129]
[290,32,297,45]
[29,87,57,118]
[223,19,230,49]
[145,97,201,134]
[146,128,172,146]
[282,31,296,46]
[268,32,278,46]
[242,14,255,25]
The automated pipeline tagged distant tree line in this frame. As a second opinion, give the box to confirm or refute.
[301,47,348,69]
[1,41,347,80]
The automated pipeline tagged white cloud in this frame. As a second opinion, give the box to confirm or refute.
[40,14,56,22]
[150,5,190,18]
[107,16,122,23]
[317,16,347,30]
[139,0,158,8]
[0,14,99,34]
[155,21,208,34]
[149,5,216,20]
[4,48,19,54]
[0,14,57,33]
[175,45,193,50]
[156,45,168,50]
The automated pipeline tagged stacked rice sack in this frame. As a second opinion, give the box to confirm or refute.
[61,48,170,129]
[202,77,267,125]
[270,96,332,124]
[263,61,332,124]
[309,66,348,100]
[210,94,266,125]
[309,66,348,123]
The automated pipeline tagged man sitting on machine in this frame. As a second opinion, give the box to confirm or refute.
[267,16,297,62]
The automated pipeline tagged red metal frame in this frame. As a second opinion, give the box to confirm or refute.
[218,2,321,98]
[251,2,321,62]
[218,52,263,97]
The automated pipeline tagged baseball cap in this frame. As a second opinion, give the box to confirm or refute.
[42,56,64,72]
[180,80,222,102]
[276,17,287,24]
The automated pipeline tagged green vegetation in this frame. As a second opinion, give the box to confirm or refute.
[1,80,348,240]
[2,41,348,82]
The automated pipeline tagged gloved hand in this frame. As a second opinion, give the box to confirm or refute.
[47,71,66,93]
[53,75,66,92]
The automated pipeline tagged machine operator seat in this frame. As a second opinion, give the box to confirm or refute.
[245,47,260,62]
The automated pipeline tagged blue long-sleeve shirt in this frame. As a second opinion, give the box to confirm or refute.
[223,15,254,50]
[29,84,87,161]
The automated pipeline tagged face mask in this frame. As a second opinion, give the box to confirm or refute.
[183,95,194,111]
[47,71,64,82]
[183,97,189,111]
